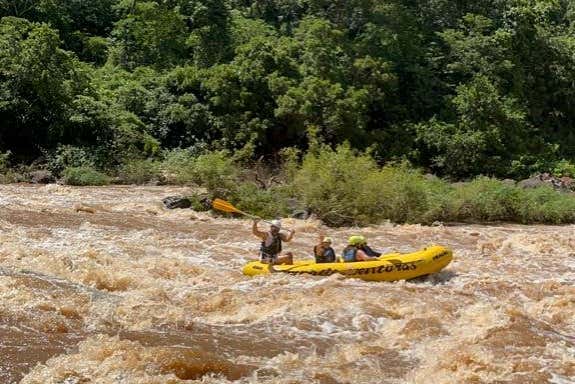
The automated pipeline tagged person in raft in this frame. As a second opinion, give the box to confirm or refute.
[358,236,382,258]
[342,235,381,262]
[313,235,336,263]
[252,219,295,265]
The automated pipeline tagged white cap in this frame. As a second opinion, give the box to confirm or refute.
[270,219,282,229]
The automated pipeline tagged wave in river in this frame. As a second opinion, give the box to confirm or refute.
[0,185,571,383]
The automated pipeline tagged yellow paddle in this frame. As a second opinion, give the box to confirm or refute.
[212,198,282,228]
[212,198,258,218]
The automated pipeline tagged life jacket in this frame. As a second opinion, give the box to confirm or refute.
[342,245,358,262]
[261,233,282,257]
[314,245,335,263]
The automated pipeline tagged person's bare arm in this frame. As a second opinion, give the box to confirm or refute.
[356,249,377,261]
[252,219,267,240]
[282,229,296,242]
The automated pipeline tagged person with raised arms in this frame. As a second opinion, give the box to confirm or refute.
[252,219,295,265]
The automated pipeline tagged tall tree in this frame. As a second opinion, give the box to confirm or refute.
[0,17,89,157]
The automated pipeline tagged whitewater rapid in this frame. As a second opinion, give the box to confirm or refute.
[0,184,572,383]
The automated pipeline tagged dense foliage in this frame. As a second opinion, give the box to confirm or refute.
[293,145,575,225]
[147,145,575,226]
[1,0,575,180]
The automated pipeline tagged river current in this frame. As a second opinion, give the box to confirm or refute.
[0,184,572,383]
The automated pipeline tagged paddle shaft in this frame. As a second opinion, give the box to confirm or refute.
[212,198,292,231]
[231,207,292,231]
[234,209,275,227]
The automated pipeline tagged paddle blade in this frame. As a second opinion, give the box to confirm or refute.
[211,198,240,214]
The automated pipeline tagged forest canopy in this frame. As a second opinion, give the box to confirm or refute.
[1,0,575,179]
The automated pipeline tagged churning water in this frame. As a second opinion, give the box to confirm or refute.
[0,185,572,383]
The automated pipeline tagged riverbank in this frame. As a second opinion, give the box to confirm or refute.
[3,145,575,227]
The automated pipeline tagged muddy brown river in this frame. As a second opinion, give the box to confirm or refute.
[0,184,572,383]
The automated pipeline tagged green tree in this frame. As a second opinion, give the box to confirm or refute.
[293,17,350,82]
[0,0,118,61]
[109,1,188,69]
[273,76,370,146]
[416,75,534,177]
[0,17,89,157]
[184,0,233,67]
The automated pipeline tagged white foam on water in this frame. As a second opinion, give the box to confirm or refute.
[0,185,572,383]
[549,373,575,384]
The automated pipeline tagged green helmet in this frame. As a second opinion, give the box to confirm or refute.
[348,235,366,246]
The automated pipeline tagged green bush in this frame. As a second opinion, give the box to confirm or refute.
[107,144,575,226]
[192,150,239,193]
[279,147,301,184]
[442,178,575,224]
[518,187,575,224]
[294,143,378,226]
[160,148,197,184]
[0,151,11,174]
[62,166,111,186]
[364,164,452,224]
[159,148,239,190]
[118,159,161,184]
[231,183,291,219]
[45,146,96,176]
[553,159,575,178]
[293,144,455,225]
[187,192,211,211]
[448,177,522,221]
[0,151,21,183]
[161,149,290,219]
[290,144,575,226]
[0,170,27,184]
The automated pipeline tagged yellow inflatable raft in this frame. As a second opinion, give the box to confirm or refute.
[242,245,452,282]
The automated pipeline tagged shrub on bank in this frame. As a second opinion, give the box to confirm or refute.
[62,166,110,186]
[293,144,378,226]
[552,159,575,178]
[365,165,453,224]
[518,186,575,224]
[159,149,288,217]
[290,144,575,226]
[292,145,452,226]
[448,177,522,222]
[442,178,575,224]
[35,145,575,226]
[0,151,29,183]
[191,151,239,193]
[160,149,197,184]
[114,149,240,187]
[118,159,161,184]
[231,183,291,219]
[159,149,239,190]
[0,169,28,184]
[45,146,96,176]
